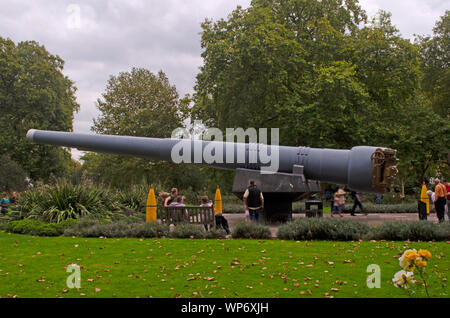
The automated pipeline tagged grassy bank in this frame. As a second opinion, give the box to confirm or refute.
[0,232,448,298]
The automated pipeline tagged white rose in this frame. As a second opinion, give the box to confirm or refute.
[393,270,416,288]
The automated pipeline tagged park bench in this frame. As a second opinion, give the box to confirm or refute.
[157,206,216,229]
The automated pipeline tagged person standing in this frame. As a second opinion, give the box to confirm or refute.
[1,192,10,215]
[445,179,450,220]
[350,191,367,216]
[10,192,18,205]
[200,196,214,231]
[243,180,264,222]
[434,178,447,223]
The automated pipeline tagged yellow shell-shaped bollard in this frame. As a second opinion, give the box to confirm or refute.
[146,186,157,223]
[214,186,222,215]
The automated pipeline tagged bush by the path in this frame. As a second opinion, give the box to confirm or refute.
[6,219,77,236]
[169,224,228,239]
[63,219,170,238]
[231,222,272,239]
[364,221,450,241]
[277,218,370,241]
[278,218,450,241]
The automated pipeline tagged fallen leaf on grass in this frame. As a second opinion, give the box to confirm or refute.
[330,288,339,292]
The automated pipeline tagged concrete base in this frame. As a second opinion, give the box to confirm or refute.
[260,195,293,223]
[232,167,321,224]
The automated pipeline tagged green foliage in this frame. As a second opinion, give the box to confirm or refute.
[277,218,370,241]
[416,11,449,119]
[81,67,190,189]
[63,219,170,238]
[0,38,79,181]
[192,0,449,188]
[365,221,450,242]
[170,224,207,239]
[11,182,120,223]
[0,154,28,192]
[114,185,149,211]
[5,219,77,236]
[231,221,272,239]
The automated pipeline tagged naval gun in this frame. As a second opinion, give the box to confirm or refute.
[26,129,398,222]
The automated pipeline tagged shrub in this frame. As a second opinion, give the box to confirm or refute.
[170,224,207,239]
[63,219,170,238]
[204,228,228,239]
[231,222,272,239]
[277,218,370,241]
[114,185,148,211]
[365,221,450,241]
[6,219,77,236]
[11,182,120,223]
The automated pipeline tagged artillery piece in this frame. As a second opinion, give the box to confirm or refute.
[26,129,398,222]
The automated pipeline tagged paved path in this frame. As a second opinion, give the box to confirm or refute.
[223,213,444,238]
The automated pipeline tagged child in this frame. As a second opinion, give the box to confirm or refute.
[332,186,346,218]
[200,196,214,231]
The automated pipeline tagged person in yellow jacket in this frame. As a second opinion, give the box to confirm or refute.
[434,178,448,223]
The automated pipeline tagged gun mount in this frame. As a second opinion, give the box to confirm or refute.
[27,129,398,222]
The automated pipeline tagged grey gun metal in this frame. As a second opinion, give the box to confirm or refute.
[27,129,398,222]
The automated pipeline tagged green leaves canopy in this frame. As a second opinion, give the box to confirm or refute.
[84,68,190,188]
[193,0,450,186]
[0,38,79,181]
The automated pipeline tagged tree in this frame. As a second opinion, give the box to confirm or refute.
[193,1,420,148]
[0,38,79,181]
[416,11,449,119]
[84,68,190,188]
[192,1,447,190]
[0,155,28,192]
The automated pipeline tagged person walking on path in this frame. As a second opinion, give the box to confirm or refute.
[332,186,346,218]
[243,180,264,222]
[434,178,447,223]
[350,191,367,216]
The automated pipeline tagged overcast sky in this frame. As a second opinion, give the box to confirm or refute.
[0,0,447,160]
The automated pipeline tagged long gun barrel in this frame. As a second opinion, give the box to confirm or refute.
[27,129,398,193]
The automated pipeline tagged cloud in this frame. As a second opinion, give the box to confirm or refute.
[359,0,447,39]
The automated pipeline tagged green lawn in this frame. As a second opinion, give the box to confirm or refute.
[0,232,448,298]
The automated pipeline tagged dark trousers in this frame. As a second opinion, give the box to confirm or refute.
[351,200,364,214]
[418,201,428,221]
[249,208,261,222]
[435,197,446,223]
